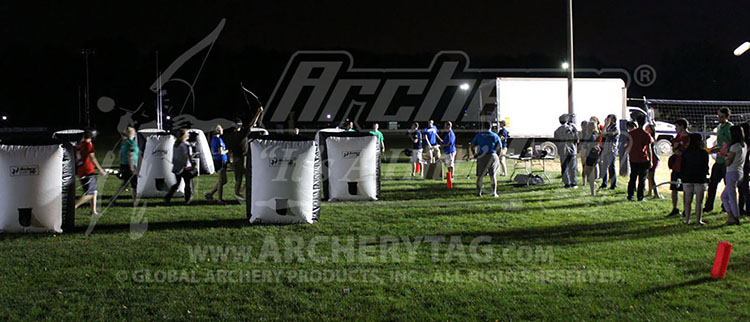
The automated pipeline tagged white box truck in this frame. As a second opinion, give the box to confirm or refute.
[479,77,627,157]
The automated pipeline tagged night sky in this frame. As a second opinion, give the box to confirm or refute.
[1,1,749,128]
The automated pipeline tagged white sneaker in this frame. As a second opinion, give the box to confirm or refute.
[492,193,499,198]
[235,194,246,205]
[476,191,483,197]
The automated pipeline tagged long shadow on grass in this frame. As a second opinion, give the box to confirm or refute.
[634,277,716,297]
[71,218,249,234]
[436,218,724,245]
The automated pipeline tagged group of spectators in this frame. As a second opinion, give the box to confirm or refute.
[555,107,746,226]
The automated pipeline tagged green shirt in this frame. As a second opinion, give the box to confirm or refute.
[120,138,139,166]
[369,130,384,143]
[716,121,733,164]
[344,129,356,132]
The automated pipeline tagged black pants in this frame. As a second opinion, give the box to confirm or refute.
[705,162,727,210]
[166,170,196,202]
[739,175,750,215]
[627,162,649,200]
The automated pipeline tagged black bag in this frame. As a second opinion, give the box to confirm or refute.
[585,146,601,166]
[667,154,677,169]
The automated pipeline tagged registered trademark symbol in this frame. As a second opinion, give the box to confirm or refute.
[634,64,656,87]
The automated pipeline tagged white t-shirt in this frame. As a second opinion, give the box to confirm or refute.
[727,143,746,173]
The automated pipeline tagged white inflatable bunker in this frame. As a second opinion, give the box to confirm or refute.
[137,133,184,198]
[246,134,321,224]
[322,134,381,201]
[52,129,85,145]
[187,129,214,175]
[0,143,73,233]
[136,129,166,170]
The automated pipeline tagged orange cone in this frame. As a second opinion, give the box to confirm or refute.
[447,171,453,188]
[711,241,732,279]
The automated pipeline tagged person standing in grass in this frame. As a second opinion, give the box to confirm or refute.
[645,124,662,199]
[580,121,601,196]
[409,122,423,176]
[554,114,579,188]
[118,126,139,204]
[75,129,108,215]
[626,115,653,201]
[166,129,196,204]
[666,119,690,217]
[739,122,750,217]
[719,125,746,225]
[225,108,263,203]
[681,133,709,225]
[205,125,228,204]
[471,121,503,197]
[369,123,385,156]
[423,120,441,163]
[441,121,456,175]
[497,120,509,176]
[599,114,619,190]
[705,107,733,213]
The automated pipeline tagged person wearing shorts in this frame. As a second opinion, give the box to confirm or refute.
[681,133,709,225]
[75,130,107,215]
[471,122,503,197]
[118,126,139,204]
[423,120,441,163]
[205,125,229,204]
[410,122,424,176]
[442,121,456,174]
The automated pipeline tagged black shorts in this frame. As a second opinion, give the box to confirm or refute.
[80,175,98,196]
[670,172,682,191]
[119,164,138,189]
[214,159,226,172]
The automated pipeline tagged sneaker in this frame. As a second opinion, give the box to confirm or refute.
[666,208,680,217]
[627,196,634,201]
[697,221,706,226]
[91,210,100,216]
[703,207,713,213]
[638,198,647,202]
[216,200,226,205]
[186,199,193,205]
[235,193,245,201]
[609,185,617,190]
[476,192,483,197]
[599,184,607,190]
[572,185,579,189]
[492,193,499,198]
[204,193,213,201]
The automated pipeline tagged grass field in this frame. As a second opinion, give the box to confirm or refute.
[1,159,749,321]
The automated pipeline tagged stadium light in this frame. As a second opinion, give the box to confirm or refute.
[734,42,750,56]
[326,114,331,119]
[562,62,570,70]
[459,83,470,91]
[1,116,6,121]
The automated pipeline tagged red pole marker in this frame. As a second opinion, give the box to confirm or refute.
[447,171,453,188]
[416,163,421,174]
[711,241,733,279]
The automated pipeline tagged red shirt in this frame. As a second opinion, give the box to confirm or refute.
[76,140,96,177]
[672,132,690,173]
[628,128,654,163]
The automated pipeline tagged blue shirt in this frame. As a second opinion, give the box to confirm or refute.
[498,128,509,148]
[471,131,502,156]
[411,130,423,150]
[443,129,456,154]
[210,136,227,162]
[423,126,439,145]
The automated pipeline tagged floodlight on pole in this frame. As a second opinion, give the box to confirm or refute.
[562,62,570,70]
[459,83,470,91]
[566,0,575,123]
[734,42,750,56]
[1,116,6,121]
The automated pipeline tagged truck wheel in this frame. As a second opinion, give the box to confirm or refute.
[656,139,672,156]
[540,141,557,158]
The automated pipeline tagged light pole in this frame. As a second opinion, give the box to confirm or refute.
[81,48,95,128]
[566,0,575,123]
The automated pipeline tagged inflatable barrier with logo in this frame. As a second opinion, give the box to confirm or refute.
[0,137,76,233]
[187,129,214,175]
[137,132,184,198]
[246,133,321,224]
[317,132,380,201]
